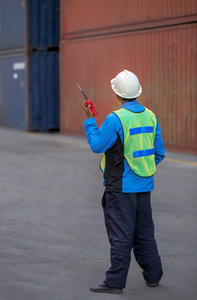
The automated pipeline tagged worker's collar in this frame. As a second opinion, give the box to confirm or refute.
[121,100,145,113]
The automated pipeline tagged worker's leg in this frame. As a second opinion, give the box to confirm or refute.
[102,191,137,289]
[133,192,163,284]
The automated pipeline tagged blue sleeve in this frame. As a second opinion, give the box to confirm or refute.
[154,118,165,165]
[84,114,118,153]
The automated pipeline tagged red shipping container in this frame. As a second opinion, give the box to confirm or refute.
[60,0,197,152]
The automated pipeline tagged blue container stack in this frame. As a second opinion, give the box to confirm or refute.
[0,0,60,132]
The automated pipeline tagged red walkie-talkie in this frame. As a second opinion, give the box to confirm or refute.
[77,83,97,116]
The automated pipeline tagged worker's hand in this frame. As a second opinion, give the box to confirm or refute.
[82,101,95,118]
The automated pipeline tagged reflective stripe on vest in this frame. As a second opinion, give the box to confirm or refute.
[100,108,157,177]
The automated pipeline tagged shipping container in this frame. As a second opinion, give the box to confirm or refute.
[0,0,60,51]
[27,51,59,132]
[26,0,60,50]
[60,23,197,152]
[61,0,197,37]
[0,54,26,129]
[0,0,25,51]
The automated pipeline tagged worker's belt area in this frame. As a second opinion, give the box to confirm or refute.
[133,148,155,158]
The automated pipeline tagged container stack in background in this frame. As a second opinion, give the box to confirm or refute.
[0,0,60,132]
[0,0,196,153]
[60,0,197,153]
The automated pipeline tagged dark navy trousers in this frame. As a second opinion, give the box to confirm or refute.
[102,191,163,289]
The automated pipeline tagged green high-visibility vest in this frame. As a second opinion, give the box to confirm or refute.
[100,108,157,177]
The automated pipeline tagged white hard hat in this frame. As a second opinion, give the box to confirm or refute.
[111,70,142,99]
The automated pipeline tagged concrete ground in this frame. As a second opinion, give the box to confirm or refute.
[0,128,196,300]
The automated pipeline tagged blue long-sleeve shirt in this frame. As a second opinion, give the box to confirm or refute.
[84,101,165,193]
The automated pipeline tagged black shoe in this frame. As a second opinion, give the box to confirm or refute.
[146,282,159,287]
[90,283,123,294]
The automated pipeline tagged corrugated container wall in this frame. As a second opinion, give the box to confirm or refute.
[26,0,60,50]
[27,52,59,132]
[60,0,197,153]
[61,0,197,34]
[0,0,25,51]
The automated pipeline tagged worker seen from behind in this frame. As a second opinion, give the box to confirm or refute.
[82,70,165,294]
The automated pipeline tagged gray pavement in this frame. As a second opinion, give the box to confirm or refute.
[0,128,196,300]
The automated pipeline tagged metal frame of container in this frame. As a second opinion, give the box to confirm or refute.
[60,0,197,153]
